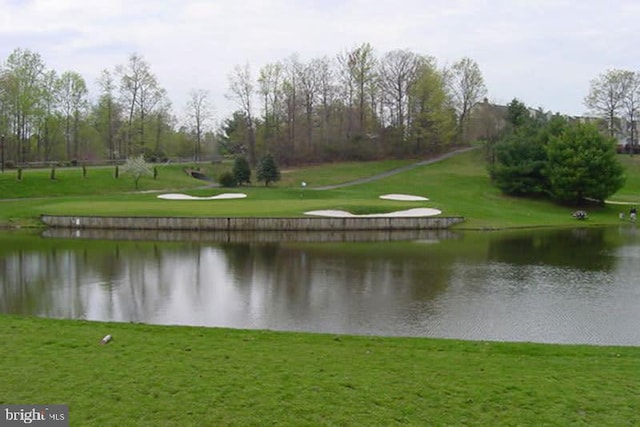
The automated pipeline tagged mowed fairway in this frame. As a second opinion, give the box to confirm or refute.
[3,147,639,228]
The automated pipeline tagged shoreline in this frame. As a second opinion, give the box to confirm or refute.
[40,214,465,231]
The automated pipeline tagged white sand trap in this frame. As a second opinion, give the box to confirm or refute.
[380,194,429,201]
[304,208,441,218]
[157,193,247,200]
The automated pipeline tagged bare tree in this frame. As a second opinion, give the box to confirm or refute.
[378,49,422,132]
[446,57,487,142]
[227,63,256,165]
[584,69,631,139]
[282,54,301,158]
[117,53,163,155]
[337,43,377,136]
[186,89,212,162]
[315,56,336,146]
[257,62,284,136]
[298,59,320,151]
[136,74,165,150]
[622,72,640,153]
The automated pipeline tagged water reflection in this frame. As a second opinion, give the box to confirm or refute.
[1,227,640,345]
[486,227,617,270]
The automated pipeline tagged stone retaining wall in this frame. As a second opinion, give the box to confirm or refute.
[42,228,461,243]
[41,215,464,231]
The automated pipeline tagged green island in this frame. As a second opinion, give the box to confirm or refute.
[2,147,640,425]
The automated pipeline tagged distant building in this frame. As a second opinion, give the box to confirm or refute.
[565,115,639,153]
[465,98,509,143]
[467,98,639,152]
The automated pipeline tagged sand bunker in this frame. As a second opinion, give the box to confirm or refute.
[157,193,247,200]
[306,193,439,217]
[379,194,429,201]
[304,208,441,218]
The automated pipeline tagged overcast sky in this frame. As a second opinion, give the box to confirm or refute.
[1,0,639,124]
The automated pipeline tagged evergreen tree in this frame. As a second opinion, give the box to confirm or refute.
[489,115,568,196]
[546,122,625,204]
[257,153,281,186]
[232,156,251,186]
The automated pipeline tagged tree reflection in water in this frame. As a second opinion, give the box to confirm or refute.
[1,226,640,345]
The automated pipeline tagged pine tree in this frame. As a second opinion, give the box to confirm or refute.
[257,153,280,186]
[232,156,251,186]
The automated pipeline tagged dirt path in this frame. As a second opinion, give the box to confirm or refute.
[312,146,479,190]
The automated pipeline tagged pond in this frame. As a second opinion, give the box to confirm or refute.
[1,226,639,346]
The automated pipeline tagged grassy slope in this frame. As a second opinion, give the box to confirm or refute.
[2,315,639,426]
[1,149,638,229]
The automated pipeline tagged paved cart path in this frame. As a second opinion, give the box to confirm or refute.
[311,146,479,190]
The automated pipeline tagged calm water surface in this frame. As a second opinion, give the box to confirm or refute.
[1,226,640,345]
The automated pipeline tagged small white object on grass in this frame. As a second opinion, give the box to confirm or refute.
[100,334,112,345]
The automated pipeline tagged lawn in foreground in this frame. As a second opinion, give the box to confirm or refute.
[1,315,639,426]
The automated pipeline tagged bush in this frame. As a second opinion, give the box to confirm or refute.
[218,171,237,187]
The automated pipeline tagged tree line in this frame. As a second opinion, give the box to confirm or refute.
[224,44,486,166]
[0,45,487,167]
[0,48,224,166]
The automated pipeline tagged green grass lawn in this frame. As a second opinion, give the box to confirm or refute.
[2,314,639,426]
[3,150,640,425]
[607,154,640,204]
[2,147,635,229]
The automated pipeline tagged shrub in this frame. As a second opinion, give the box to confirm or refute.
[218,171,237,187]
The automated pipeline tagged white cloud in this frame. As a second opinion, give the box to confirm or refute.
[1,0,639,122]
